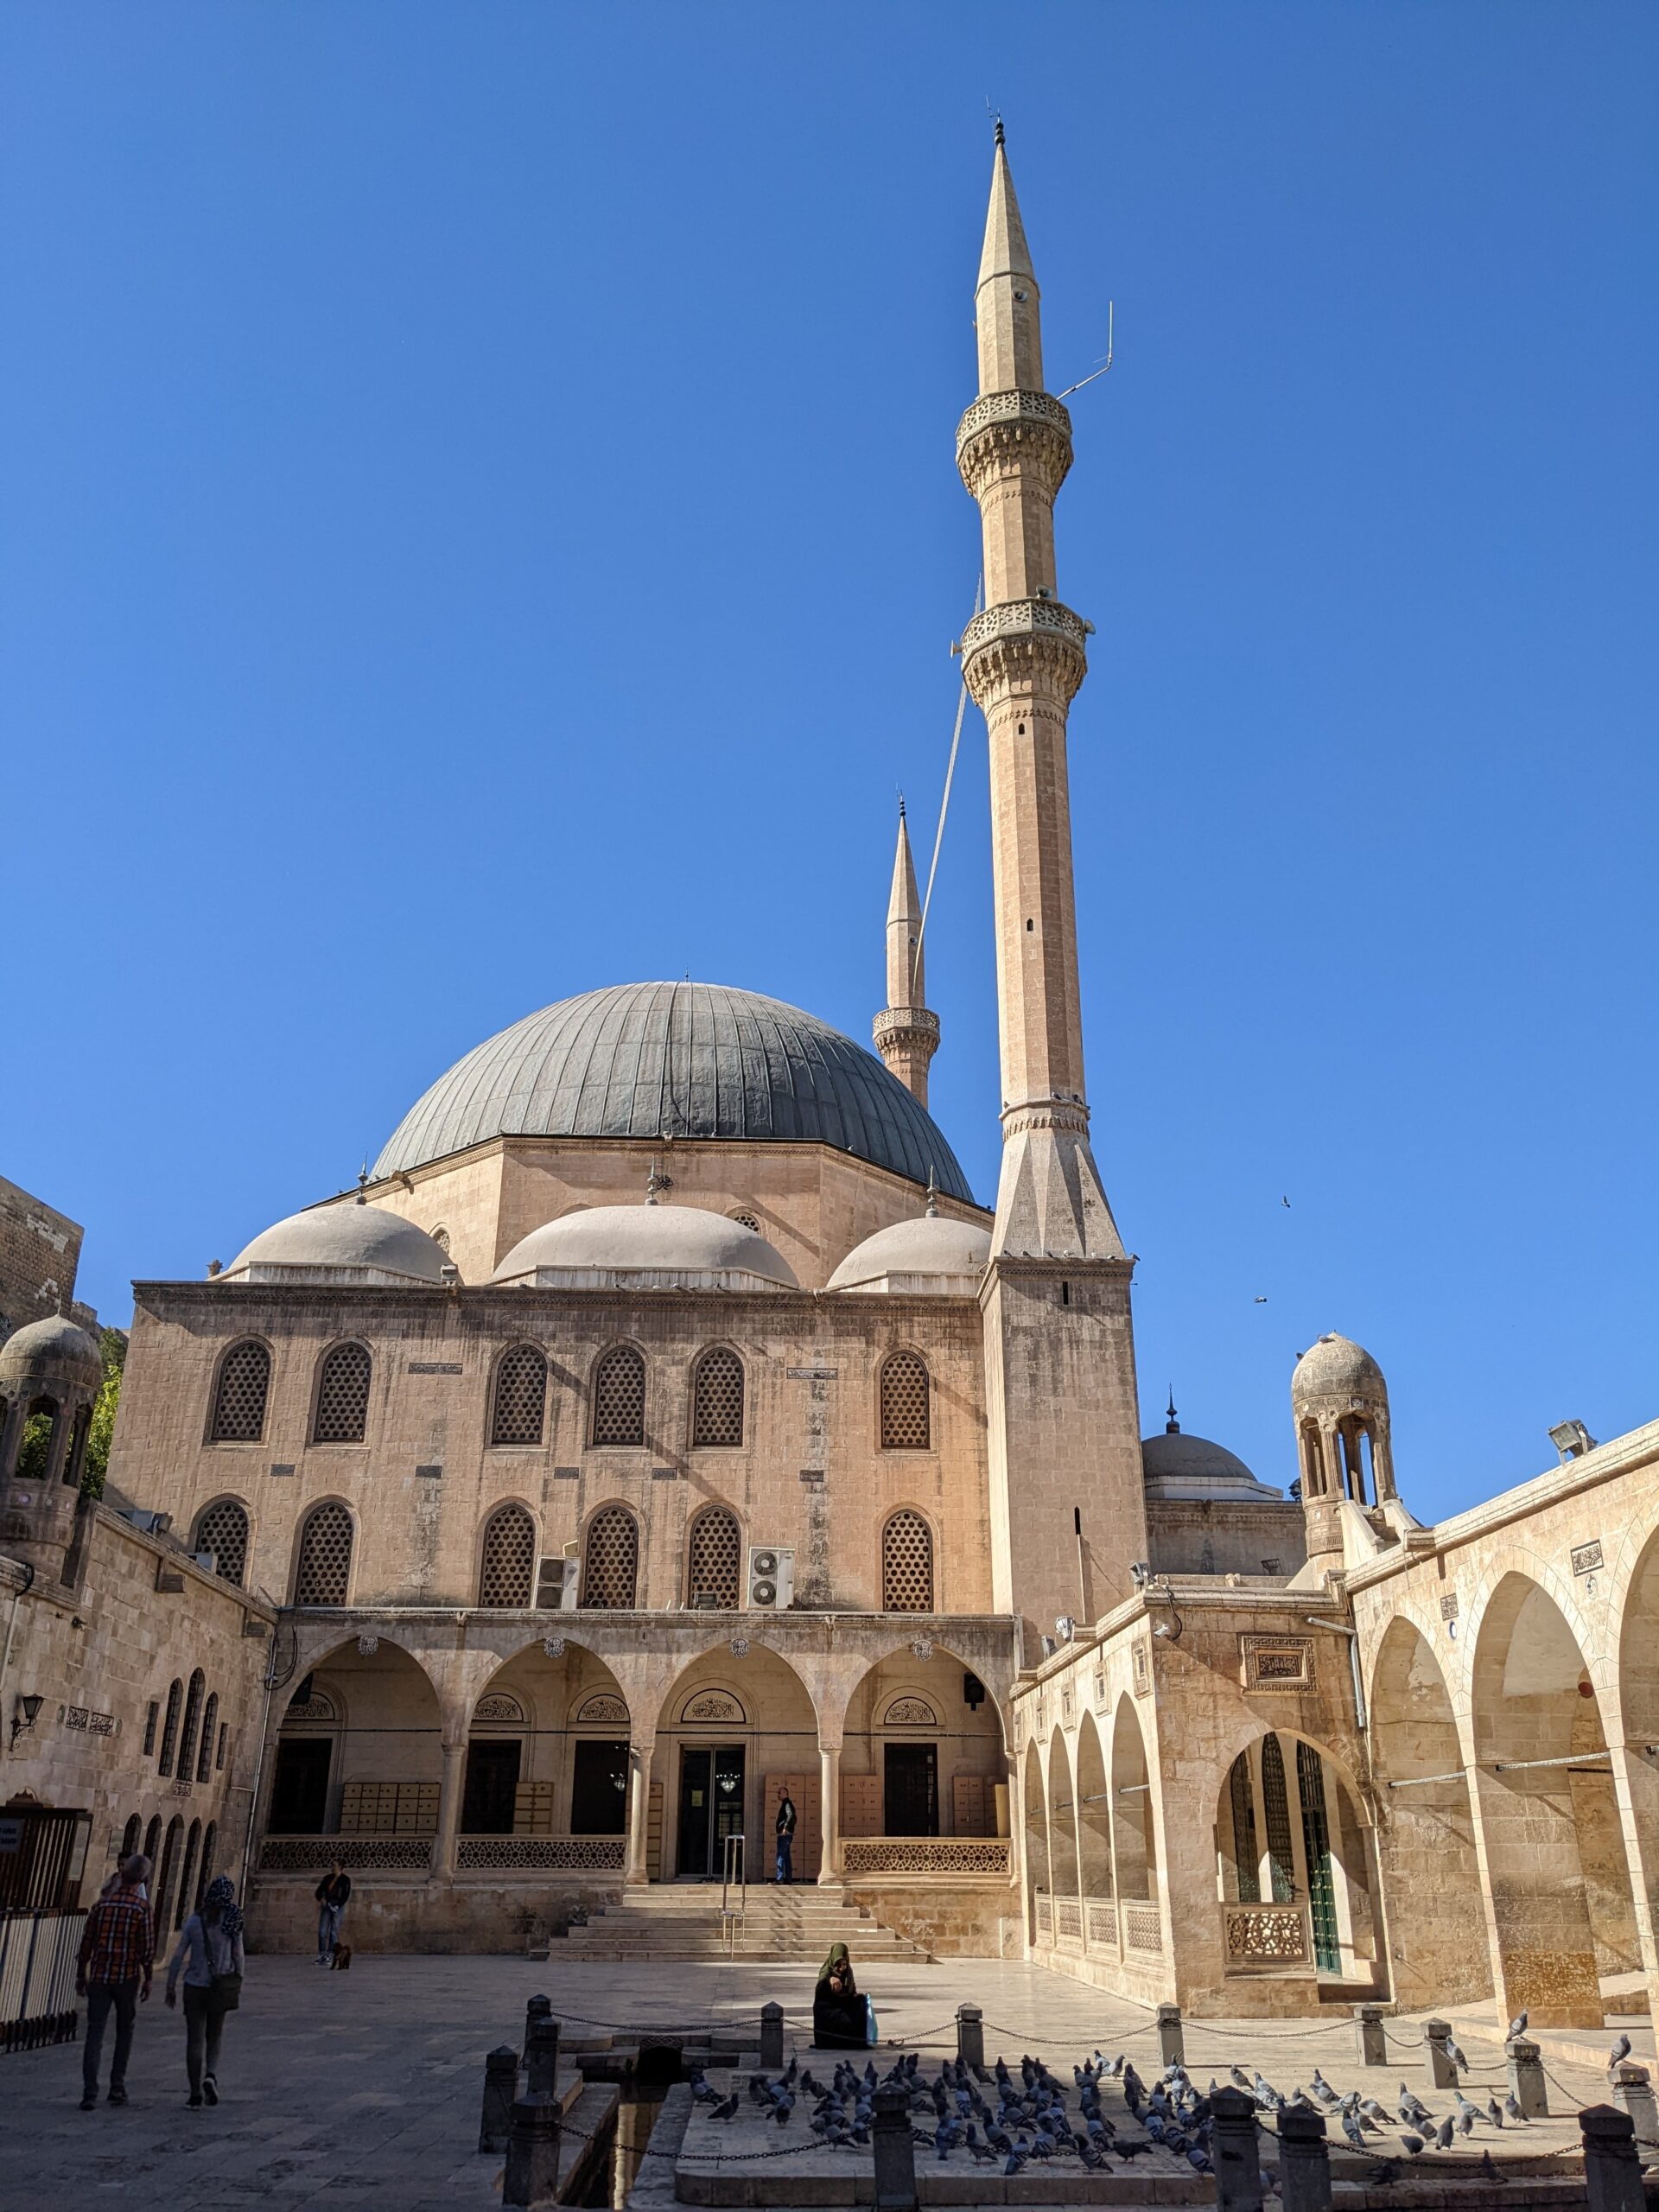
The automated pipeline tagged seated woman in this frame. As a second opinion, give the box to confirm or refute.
[812,1942,868,2049]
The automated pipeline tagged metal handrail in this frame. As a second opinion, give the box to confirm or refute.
[720,1832,746,1917]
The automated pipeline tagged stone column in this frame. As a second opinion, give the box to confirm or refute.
[817,1744,841,1886]
[626,1734,654,1886]
[435,1734,468,1880]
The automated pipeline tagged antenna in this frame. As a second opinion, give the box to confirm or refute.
[1056,302,1115,399]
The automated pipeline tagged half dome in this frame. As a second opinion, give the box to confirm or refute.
[493,1204,798,1292]
[827,1213,992,1295]
[372,981,973,1201]
[223,1202,450,1286]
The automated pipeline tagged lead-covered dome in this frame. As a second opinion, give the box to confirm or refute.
[372,982,973,1201]
[1141,1427,1285,1503]
[223,1202,450,1286]
[493,1204,798,1291]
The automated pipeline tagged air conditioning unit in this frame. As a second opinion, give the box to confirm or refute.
[747,1546,794,1611]
[125,1510,172,1535]
[537,1555,581,1611]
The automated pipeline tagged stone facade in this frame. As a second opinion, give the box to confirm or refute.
[0,1173,97,1344]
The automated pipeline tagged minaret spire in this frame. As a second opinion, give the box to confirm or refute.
[873,801,939,1108]
[957,126,1122,1258]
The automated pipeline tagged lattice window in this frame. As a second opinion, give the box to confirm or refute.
[294,1501,354,1605]
[581,1504,639,1608]
[490,1344,547,1446]
[313,1344,372,1444]
[479,1503,536,1606]
[178,1671,206,1780]
[880,1351,930,1449]
[157,1679,183,1776]
[1260,1733,1296,1904]
[686,1506,741,1608]
[881,1509,934,1611]
[691,1348,744,1448]
[193,1497,250,1587]
[197,1694,219,1784]
[729,1211,761,1233]
[210,1340,270,1443]
[591,1346,645,1446]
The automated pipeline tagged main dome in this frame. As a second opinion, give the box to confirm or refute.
[372,982,974,1200]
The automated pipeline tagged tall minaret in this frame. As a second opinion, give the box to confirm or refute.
[963,128,1146,1634]
[873,803,939,1107]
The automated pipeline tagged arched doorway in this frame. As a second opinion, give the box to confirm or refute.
[1370,1618,1490,2008]
[1215,1726,1376,1986]
[266,1639,442,1856]
[1472,1573,1639,2026]
[456,1641,632,1873]
[839,1643,1006,1854]
[653,1647,818,1882]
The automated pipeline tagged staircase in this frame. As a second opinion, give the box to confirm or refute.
[549,1883,931,1963]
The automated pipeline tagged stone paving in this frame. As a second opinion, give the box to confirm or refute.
[0,1954,1640,2209]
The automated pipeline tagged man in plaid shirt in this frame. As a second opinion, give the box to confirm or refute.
[76,1854,154,2108]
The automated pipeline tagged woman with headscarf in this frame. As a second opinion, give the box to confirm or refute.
[812,1941,868,2048]
[165,1874,245,2107]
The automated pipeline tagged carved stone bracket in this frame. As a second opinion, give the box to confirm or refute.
[957,390,1075,500]
[961,602,1088,707]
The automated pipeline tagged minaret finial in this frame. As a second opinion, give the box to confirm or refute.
[925,1168,939,1219]
[1166,1390,1179,1435]
[356,1164,369,1205]
[994,112,1005,149]
[645,1156,667,1206]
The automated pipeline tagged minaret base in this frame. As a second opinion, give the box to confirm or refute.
[990,1111,1125,1262]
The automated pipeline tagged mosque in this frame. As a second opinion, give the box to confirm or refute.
[7,132,1658,2032]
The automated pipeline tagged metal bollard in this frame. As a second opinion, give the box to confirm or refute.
[1506,2035,1548,2120]
[1156,2002,1184,2068]
[1611,2062,1659,2152]
[502,2093,563,2209]
[1211,2086,1265,2212]
[760,2001,785,2069]
[525,2012,561,2100]
[1353,2004,1387,2069]
[1276,2106,1332,2212]
[1580,2103,1645,2212]
[872,2082,918,2212]
[479,2044,521,2154]
[1424,2018,1459,2089]
[956,2003,984,2074]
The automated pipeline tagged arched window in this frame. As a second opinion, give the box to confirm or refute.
[293,1501,354,1605]
[175,1821,201,1930]
[198,1821,218,1909]
[479,1503,536,1607]
[193,1498,250,1587]
[686,1506,742,1608]
[197,1693,219,1783]
[177,1670,207,1780]
[491,1344,547,1446]
[591,1346,645,1446]
[119,1813,142,1862]
[879,1351,931,1450]
[312,1343,372,1444]
[143,1815,162,1868]
[881,1510,935,1611]
[210,1340,270,1443]
[580,1504,639,1609]
[155,1816,183,1933]
[691,1349,744,1448]
[157,1679,183,1776]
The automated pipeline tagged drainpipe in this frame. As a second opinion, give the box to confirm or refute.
[1305,1616,1365,1731]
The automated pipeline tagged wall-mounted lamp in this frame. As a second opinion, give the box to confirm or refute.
[10,1694,43,1749]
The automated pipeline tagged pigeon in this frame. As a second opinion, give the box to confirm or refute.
[1342,2111,1368,2152]
[1610,2034,1633,2072]
[1456,2108,1475,2137]
[1434,2115,1455,2151]
[1446,2038,1470,2075]
[800,2069,822,2098]
[1401,2131,1426,2158]
[1002,2149,1026,2177]
[1503,2092,1529,2124]
[773,2097,794,2126]
[690,2075,721,2105]
[1310,2069,1341,2107]
[1487,2097,1504,2130]
[709,2093,740,2123]
[1360,2097,1391,2129]
[1506,2009,1529,2040]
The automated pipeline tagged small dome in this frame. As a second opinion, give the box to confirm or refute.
[1293,1332,1387,1408]
[1141,1427,1285,1503]
[0,1314,103,1390]
[493,1204,798,1291]
[223,1202,449,1286]
[827,1213,992,1294]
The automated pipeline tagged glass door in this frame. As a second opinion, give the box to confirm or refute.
[676,1745,746,1877]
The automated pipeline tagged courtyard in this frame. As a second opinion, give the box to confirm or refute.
[0,1955,1643,2210]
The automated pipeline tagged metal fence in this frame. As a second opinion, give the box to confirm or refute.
[0,1910,86,2053]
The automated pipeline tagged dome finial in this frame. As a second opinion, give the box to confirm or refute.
[925,1166,939,1218]
[645,1155,670,1207]
[356,1163,369,1205]
[1166,1389,1179,1435]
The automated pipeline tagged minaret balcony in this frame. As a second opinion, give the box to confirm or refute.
[957,388,1073,498]
[959,596,1090,704]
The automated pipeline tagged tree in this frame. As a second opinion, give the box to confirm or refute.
[81,1328,127,1499]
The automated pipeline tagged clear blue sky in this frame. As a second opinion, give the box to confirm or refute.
[4,3,1654,1519]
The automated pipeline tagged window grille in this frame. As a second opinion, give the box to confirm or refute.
[729,1211,761,1233]
[143,1701,159,1757]
[479,1503,536,1607]
[1260,1733,1296,1904]
[158,1680,183,1776]
[313,1343,372,1444]
[491,1344,547,1446]
[193,1498,250,1587]
[210,1340,270,1443]
[880,1351,931,1449]
[294,1502,354,1605]
[197,1694,219,1784]
[881,1510,934,1611]
[691,1348,744,1447]
[1229,1751,1261,1902]
[686,1507,741,1608]
[591,1347,645,1446]
[178,1671,206,1781]
[581,1504,639,1609]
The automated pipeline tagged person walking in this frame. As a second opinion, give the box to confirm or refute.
[773,1791,797,1885]
[75,1853,154,2110]
[165,1874,245,2108]
[315,1861,351,1965]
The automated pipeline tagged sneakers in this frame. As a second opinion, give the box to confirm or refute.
[202,2076,218,2106]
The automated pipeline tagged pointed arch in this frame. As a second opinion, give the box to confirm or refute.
[192,1497,250,1586]
[1076,1710,1112,1915]
[208,1338,271,1444]
[157,1678,184,1776]
[292,1499,355,1605]
[685,1503,742,1609]
[880,1508,935,1611]
[197,1693,219,1785]
[879,1350,930,1449]
[490,1343,548,1446]
[177,1670,207,1782]
[311,1341,372,1445]
[690,1346,744,1448]
[1022,1740,1050,1942]
[591,1344,646,1446]
[1110,1695,1154,1902]
[478,1501,537,1607]
[1046,1727,1080,1942]
[580,1503,639,1609]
